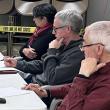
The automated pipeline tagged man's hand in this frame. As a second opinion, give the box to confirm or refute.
[22,83,48,98]
[4,57,17,67]
[23,47,37,59]
[79,58,106,77]
[49,38,64,49]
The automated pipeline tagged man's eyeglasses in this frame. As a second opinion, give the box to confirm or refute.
[79,43,104,49]
[53,26,66,33]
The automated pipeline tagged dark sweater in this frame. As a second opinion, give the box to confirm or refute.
[19,27,55,61]
[17,39,84,85]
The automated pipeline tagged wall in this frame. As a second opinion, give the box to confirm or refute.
[87,0,110,25]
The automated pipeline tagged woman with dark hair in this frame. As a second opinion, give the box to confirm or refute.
[19,3,57,61]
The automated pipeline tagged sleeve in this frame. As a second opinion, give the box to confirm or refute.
[57,77,110,110]
[16,60,43,74]
[33,33,55,60]
[50,83,72,99]
[43,48,84,85]
[19,42,28,58]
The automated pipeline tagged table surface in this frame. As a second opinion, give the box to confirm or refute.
[0,73,47,110]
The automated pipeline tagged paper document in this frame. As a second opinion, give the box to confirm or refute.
[0,87,32,97]
[0,52,4,61]
[0,67,18,71]
[0,61,5,68]
[0,61,18,72]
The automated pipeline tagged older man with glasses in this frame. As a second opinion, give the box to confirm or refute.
[23,21,110,110]
[4,10,84,86]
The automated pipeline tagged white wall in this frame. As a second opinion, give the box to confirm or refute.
[87,0,110,25]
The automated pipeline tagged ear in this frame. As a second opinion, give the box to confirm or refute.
[66,26,71,33]
[97,44,104,56]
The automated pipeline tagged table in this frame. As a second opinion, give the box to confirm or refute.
[0,73,47,110]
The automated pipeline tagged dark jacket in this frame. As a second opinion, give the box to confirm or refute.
[17,39,84,85]
[19,27,55,61]
[50,62,110,110]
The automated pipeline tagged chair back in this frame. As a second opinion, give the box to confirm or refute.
[52,0,88,14]
[0,0,14,14]
[15,0,50,16]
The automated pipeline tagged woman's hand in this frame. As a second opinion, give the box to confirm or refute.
[23,47,37,59]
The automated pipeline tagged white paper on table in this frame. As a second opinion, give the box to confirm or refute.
[0,52,4,61]
[0,61,5,68]
[0,87,32,97]
[0,67,18,71]
[0,61,19,72]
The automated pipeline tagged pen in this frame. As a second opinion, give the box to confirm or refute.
[28,45,31,48]
[0,59,4,61]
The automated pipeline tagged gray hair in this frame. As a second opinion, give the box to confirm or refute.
[55,9,83,34]
[86,21,110,52]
